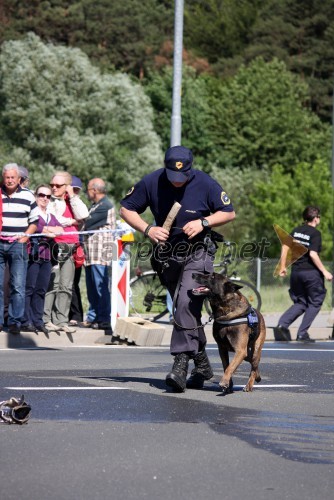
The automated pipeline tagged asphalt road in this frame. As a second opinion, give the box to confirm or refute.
[0,342,334,500]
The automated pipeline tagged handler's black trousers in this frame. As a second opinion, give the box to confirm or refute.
[162,250,213,357]
[278,268,326,337]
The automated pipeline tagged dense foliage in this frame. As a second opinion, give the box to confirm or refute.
[0,33,163,196]
[0,1,333,259]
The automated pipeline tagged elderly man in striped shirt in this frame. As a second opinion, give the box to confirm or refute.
[0,163,39,334]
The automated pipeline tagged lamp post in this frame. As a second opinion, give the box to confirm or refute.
[330,86,334,332]
[170,0,184,147]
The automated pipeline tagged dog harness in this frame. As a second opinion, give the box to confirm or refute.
[214,307,259,339]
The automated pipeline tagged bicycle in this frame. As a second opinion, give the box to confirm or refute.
[129,240,262,321]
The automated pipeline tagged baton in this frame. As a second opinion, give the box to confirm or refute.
[162,202,182,232]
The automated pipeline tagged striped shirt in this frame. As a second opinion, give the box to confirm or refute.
[0,186,39,236]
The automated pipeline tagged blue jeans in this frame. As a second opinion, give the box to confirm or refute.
[22,259,52,327]
[85,265,111,323]
[0,241,28,326]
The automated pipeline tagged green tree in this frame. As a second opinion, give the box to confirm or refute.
[0,33,163,195]
[0,0,173,77]
[184,0,263,62]
[144,66,216,170]
[250,159,333,259]
[207,57,330,171]
[240,0,334,121]
[145,58,330,173]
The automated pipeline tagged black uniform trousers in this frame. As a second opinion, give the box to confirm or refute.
[278,268,326,337]
[162,248,214,357]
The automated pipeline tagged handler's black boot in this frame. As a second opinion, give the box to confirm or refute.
[186,349,214,389]
[166,353,189,392]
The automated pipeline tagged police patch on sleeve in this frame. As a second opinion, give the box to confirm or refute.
[221,191,231,205]
[125,186,134,196]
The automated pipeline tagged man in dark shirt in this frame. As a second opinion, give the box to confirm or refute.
[120,145,235,392]
[274,206,332,342]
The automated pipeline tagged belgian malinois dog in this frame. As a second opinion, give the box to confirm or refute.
[192,272,266,395]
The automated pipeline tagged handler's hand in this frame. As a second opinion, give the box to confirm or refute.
[147,226,169,244]
[278,268,287,277]
[183,219,203,239]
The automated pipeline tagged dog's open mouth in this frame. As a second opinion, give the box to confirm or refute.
[192,286,210,296]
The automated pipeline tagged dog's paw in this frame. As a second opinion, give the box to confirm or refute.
[243,385,253,392]
[219,383,233,395]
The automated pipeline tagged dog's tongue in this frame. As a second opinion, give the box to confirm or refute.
[192,286,209,294]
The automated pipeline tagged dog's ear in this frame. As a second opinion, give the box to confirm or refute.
[224,281,243,294]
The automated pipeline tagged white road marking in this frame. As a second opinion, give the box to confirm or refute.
[231,384,307,389]
[5,387,129,391]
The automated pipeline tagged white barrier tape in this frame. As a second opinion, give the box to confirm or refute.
[0,227,134,239]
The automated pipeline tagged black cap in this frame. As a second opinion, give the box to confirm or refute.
[164,146,193,182]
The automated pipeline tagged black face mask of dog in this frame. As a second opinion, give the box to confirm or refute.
[192,272,249,319]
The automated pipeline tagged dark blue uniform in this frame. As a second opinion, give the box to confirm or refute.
[121,168,234,356]
[278,224,326,337]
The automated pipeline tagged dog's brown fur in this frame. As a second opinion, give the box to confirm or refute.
[192,272,266,395]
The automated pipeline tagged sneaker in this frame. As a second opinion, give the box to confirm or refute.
[44,322,62,332]
[59,324,76,333]
[296,334,315,343]
[8,324,20,335]
[273,325,291,341]
[69,320,78,326]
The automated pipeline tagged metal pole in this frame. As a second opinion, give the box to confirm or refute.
[170,0,184,147]
[331,85,334,308]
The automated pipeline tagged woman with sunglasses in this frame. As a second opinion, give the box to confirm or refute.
[43,171,89,333]
[21,184,64,333]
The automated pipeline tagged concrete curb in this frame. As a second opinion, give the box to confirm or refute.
[0,312,333,349]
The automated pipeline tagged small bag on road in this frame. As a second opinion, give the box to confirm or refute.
[0,395,31,424]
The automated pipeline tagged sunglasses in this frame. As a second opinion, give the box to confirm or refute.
[37,193,51,199]
[50,183,66,188]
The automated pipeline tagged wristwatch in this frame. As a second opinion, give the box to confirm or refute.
[201,218,210,228]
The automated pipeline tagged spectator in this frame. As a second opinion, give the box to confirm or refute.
[3,165,31,326]
[69,176,85,326]
[43,171,89,333]
[18,166,30,190]
[21,184,64,333]
[0,163,39,334]
[82,178,116,331]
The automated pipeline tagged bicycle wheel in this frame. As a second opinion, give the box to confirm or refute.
[204,278,262,314]
[129,271,168,321]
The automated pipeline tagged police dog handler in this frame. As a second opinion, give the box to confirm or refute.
[120,146,235,392]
